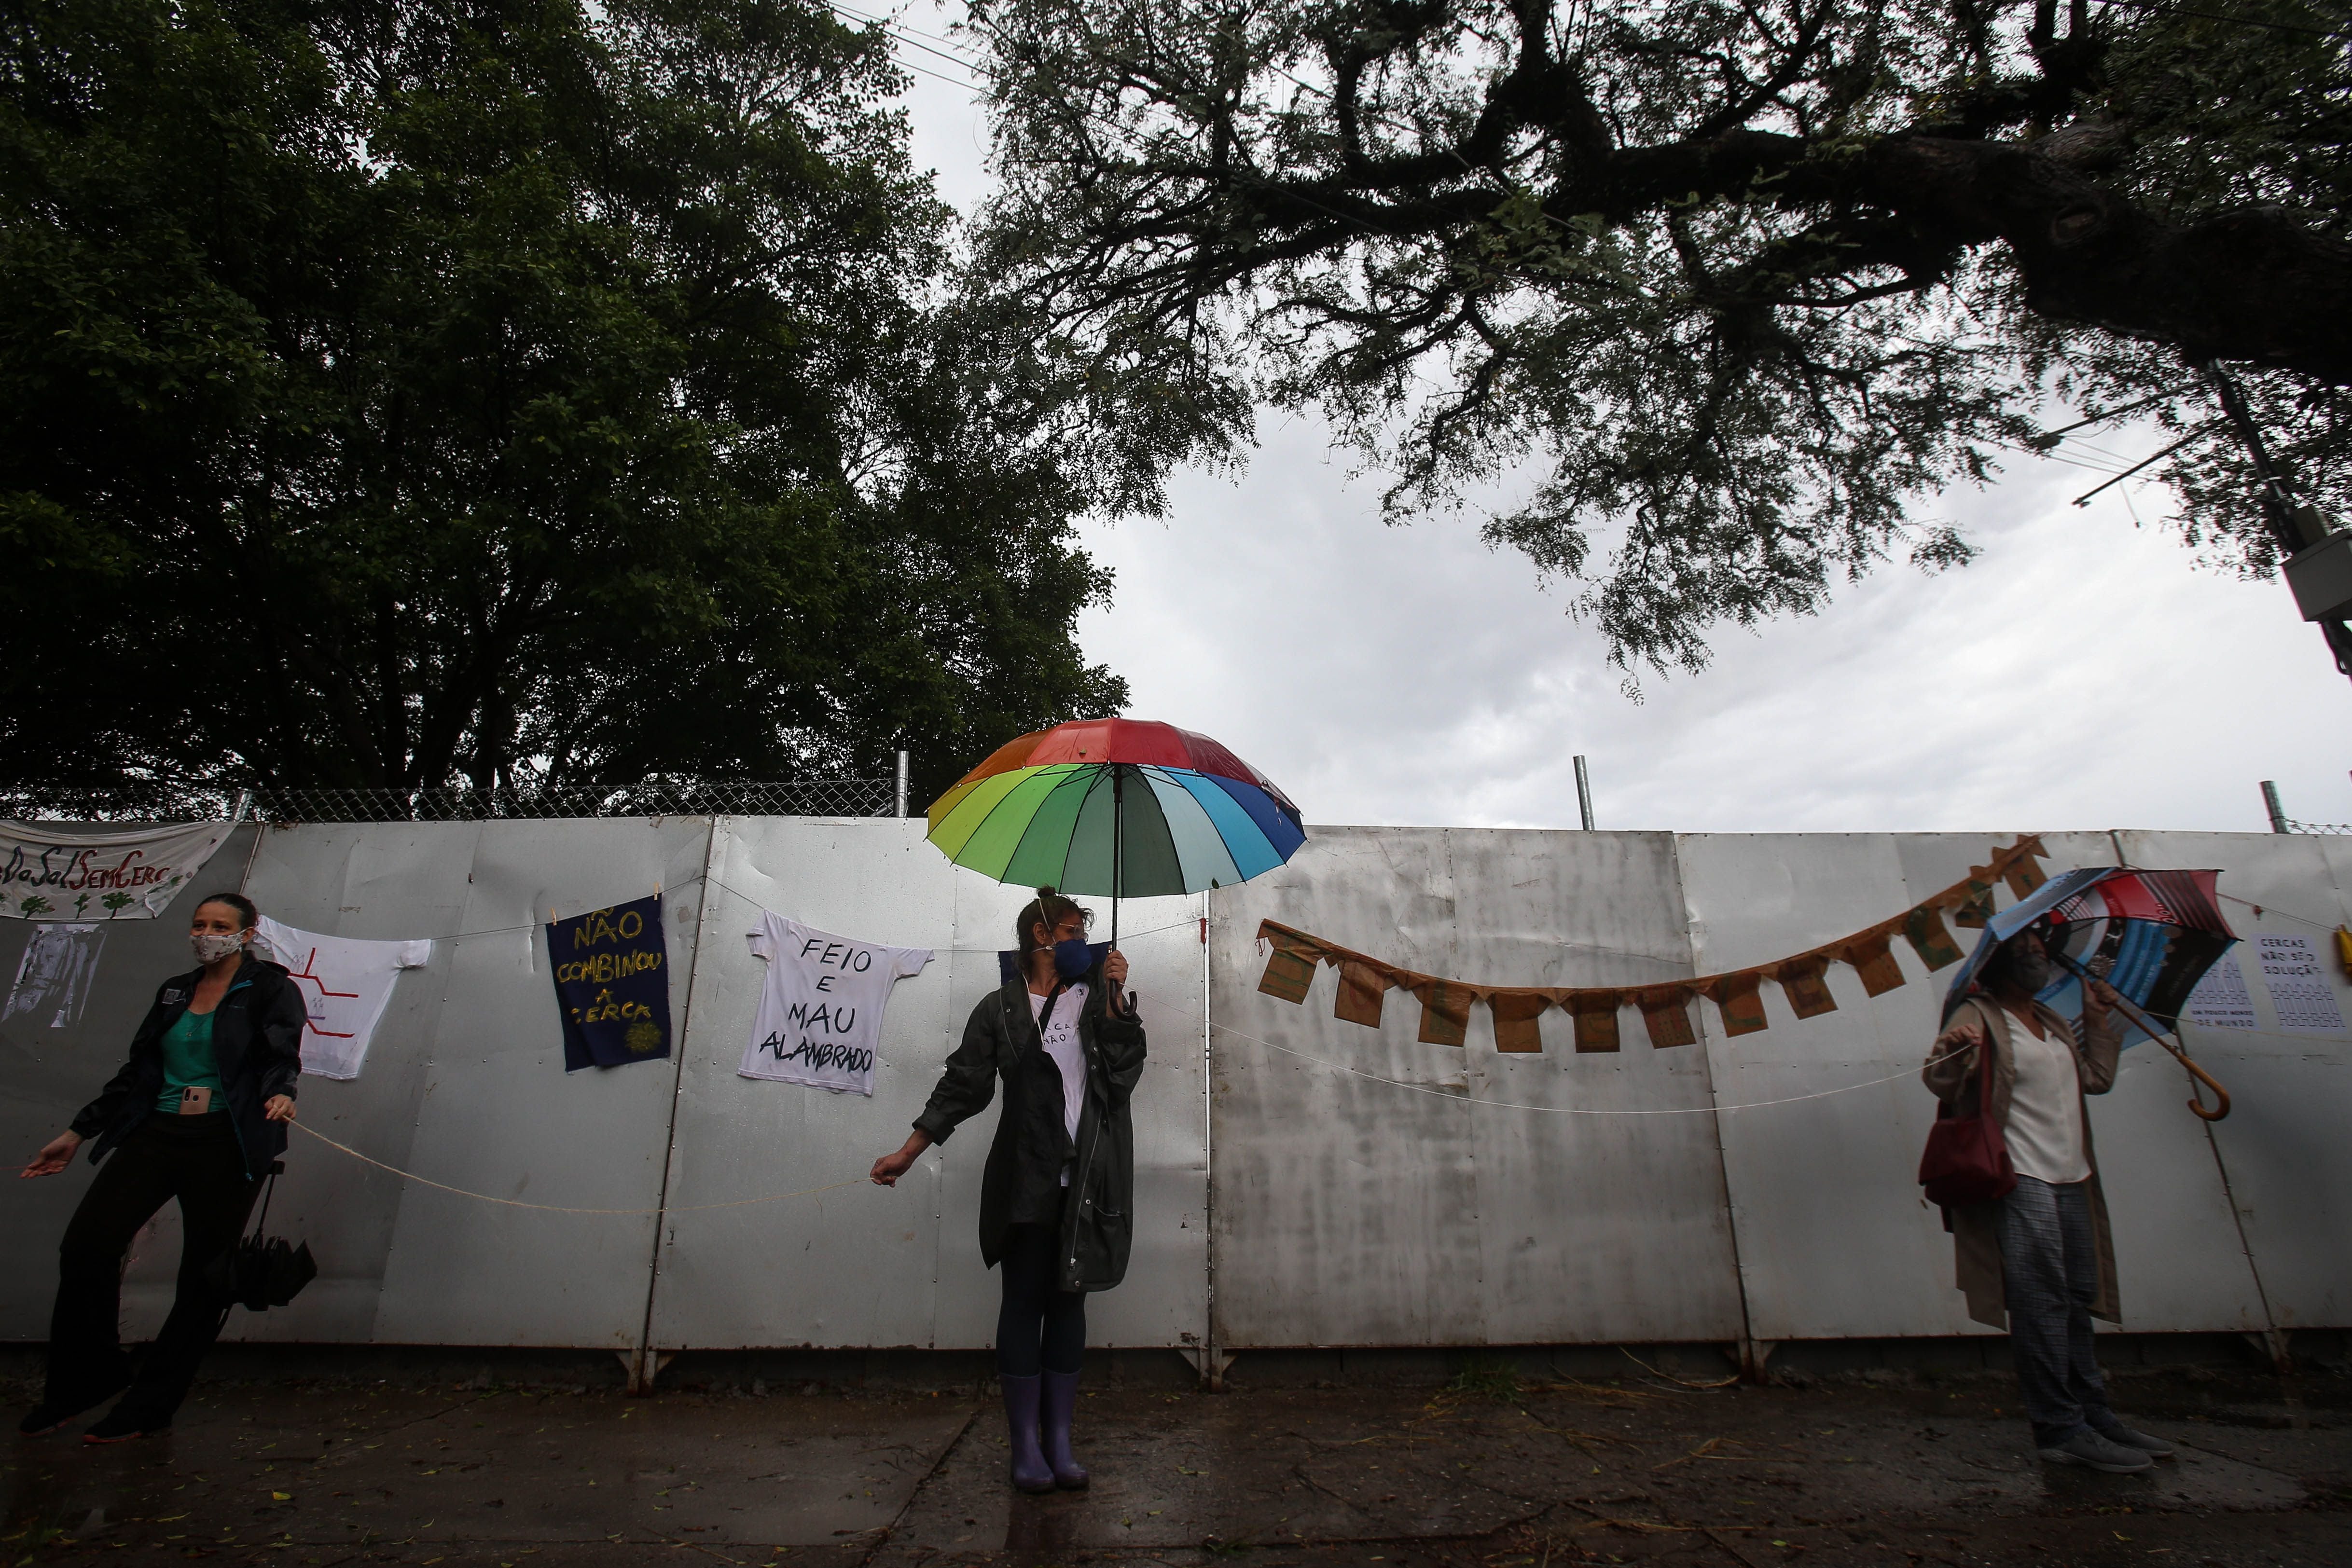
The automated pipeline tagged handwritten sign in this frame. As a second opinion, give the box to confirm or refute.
[0,818,240,920]
[548,894,672,1071]
[2255,933,2346,1032]
[738,912,932,1095]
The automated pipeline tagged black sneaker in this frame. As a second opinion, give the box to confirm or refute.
[19,1380,128,1437]
[2037,1428,2153,1473]
[82,1407,165,1444]
[19,1403,80,1437]
[2096,1422,2176,1458]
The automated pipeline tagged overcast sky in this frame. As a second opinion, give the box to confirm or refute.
[887,7,2352,836]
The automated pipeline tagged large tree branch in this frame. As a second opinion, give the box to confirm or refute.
[1862,137,2352,384]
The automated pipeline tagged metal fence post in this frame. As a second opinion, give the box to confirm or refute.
[2262,780,2291,834]
[895,751,910,818]
[1574,755,1595,831]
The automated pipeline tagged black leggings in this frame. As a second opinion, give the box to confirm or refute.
[48,1114,258,1424]
[996,1223,1086,1377]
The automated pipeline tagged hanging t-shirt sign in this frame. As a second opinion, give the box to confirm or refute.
[738,912,931,1095]
[548,894,672,1072]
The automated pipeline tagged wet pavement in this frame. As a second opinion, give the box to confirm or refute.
[4,1362,2347,1567]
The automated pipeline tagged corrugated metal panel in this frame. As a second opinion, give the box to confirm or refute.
[300,818,713,1348]
[2116,830,2352,1331]
[648,817,1207,1351]
[1206,826,1744,1348]
[225,822,486,1344]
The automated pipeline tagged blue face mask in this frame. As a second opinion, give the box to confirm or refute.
[1051,937,1093,981]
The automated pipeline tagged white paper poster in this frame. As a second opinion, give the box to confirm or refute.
[2182,952,2256,1031]
[2254,933,2346,1032]
[738,913,932,1095]
[256,917,433,1080]
[2,923,106,1030]
[0,817,240,921]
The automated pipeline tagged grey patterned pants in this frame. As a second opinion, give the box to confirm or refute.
[1997,1174,2114,1444]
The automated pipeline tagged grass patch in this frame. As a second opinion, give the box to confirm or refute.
[1449,1357,1522,1401]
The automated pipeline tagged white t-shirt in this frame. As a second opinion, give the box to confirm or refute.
[2001,1006,2089,1184]
[738,914,931,1095]
[1030,983,1090,1183]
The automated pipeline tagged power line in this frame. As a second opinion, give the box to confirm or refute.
[819,1,989,92]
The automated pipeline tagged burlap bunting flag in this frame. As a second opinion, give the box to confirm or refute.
[1256,933,1322,1003]
[1487,990,1550,1053]
[1632,984,1697,1049]
[1335,959,1389,1027]
[1699,971,1770,1036]
[1839,929,1907,997]
[1246,836,2047,1055]
[1409,977,1476,1047]
[1901,903,1965,970]
[1774,953,1839,1018]
[1570,991,1622,1053]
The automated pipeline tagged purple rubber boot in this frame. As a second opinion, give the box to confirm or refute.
[1040,1369,1089,1489]
[999,1375,1055,1493]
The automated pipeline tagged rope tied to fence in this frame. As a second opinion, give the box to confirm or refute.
[290,1121,869,1215]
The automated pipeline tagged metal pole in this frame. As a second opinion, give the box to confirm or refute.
[2261,780,2291,834]
[1110,765,1123,948]
[894,750,909,818]
[2208,368,2352,684]
[1573,755,1595,831]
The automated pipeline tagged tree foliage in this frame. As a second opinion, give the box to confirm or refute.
[0,0,1128,806]
[963,0,2352,674]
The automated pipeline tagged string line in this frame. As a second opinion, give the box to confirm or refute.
[290,1121,869,1214]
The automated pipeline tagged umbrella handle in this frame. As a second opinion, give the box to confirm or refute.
[2103,987,2232,1122]
[2171,1046,2232,1122]
[2052,952,2232,1122]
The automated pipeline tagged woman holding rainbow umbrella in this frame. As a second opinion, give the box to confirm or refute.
[870,719,1304,1493]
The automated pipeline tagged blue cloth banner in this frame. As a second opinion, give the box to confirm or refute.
[548,894,671,1071]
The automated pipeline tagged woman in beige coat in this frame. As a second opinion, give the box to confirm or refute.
[1924,922,2172,1474]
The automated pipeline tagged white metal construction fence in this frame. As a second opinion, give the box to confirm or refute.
[1,820,2342,1370]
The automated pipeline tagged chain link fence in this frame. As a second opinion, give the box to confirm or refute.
[2282,818,2352,836]
[4,779,898,825]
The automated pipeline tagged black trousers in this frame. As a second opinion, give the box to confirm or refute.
[46,1114,258,1425]
[996,1222,1086,1377]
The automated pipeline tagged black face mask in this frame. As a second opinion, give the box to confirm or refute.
[2003,944,2053,994]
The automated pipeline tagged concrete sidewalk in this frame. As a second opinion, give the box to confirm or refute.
[4,1362,2346,1567]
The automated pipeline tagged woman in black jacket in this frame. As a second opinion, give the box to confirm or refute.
[16,892,306,1442]
[870,887,1147,1493]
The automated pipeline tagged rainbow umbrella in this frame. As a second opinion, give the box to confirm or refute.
[926,718,1305,943]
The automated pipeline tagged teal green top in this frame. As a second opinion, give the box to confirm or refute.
[155,1007,225,1113]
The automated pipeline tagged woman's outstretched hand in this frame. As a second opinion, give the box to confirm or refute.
[264,1095,296,1123]
[1931,1019,1984,1061]
[20,1130,80,1178]
[870,1130,933,1186]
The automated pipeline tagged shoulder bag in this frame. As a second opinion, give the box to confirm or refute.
[1918,1007,2016,1208]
